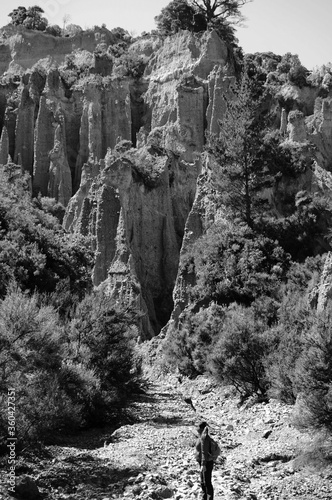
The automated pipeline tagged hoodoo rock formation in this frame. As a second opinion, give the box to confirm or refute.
[2,25,332,336]
[0,24,117,74]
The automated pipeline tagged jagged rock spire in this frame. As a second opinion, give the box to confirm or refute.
[0,126,10,166]
[280,108,287,135]
[48,122,72,207]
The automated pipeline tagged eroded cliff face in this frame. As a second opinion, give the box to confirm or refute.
[169,76,332,324]
[0,24,116,75]
[62,29,233,337]
[141,30,229,157]
[0,67,132,202]
[2,26,332,336]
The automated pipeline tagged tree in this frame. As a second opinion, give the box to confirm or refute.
[190,0,251,23]
[155,0,250,45]
[155,0,206,35]
[62,13,71,31]
[8,6,28,25]
[8,5,48,31]
[208,72,267,227]
[190,0,251,44]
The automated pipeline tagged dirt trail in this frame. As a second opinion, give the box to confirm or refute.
[1,373,332,499]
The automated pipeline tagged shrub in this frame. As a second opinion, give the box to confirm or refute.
[109,27,132,43]
[265,258,322,403]
[260,191,332,260]
[155,0,206,35]
[210,18,237,46]
[45,24,62,37]
[0,286,144,445]
[258,130,315,179]
[307,64,332,89]
[293,312,332,432]
[210,304,271,398]
[288,64,309,88]
[276,53,302,75]
[163,303,226,377]
[8,6,48,31]
[184,222,289,307]
[68,291,143,423]
[36,196,65,223]
[63,24,83,37]
[265,297,311,403]
[0,288,82,444]
[113,53,146,78]
[0,167,93,300]
[23,15,47,31]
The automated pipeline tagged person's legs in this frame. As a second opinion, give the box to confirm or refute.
[204,461,214,500]
[200,467,207,500]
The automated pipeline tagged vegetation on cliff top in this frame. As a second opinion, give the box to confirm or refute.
[155,0,252,46]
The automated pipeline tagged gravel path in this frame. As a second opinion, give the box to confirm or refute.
[1,372,332,499]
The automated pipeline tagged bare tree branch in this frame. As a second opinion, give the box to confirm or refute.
[190,0,252,22]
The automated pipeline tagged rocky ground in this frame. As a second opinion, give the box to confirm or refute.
[1,360,332,499]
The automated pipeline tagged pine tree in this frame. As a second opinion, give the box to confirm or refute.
[208,71,268,227]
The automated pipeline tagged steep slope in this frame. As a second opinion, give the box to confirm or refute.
[0,24,116,74]
[2,28,332,336]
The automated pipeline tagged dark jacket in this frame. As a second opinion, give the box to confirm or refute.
[195,434,214,465]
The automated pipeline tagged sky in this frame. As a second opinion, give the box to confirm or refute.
[0,0,332,70]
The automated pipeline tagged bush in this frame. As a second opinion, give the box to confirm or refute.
[184,222,289,307]
[265,297,311,403]
[307,64,332,89]
[293,312,332,432]
[0,167,93,300]
[264,257,322,404]
[0,286,144,446]
[0,288,82,444]
[45,24,62,37]
[36,196,65,223]
[8,6,48,31]
[109,27,132,43]
[155,0,205,35]
[288,64,309,88]
[113,52,146,78]
[210,304,271,398]
[163,303,226,377]
[276,53,302,75]
[63,24,83,37]
[210,19,238,46]
[23,15,47,31]
[258,131,315,180]
[68,291,143,424]
[260,190,332,260]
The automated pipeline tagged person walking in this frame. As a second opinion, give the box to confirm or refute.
[195,421,219,500]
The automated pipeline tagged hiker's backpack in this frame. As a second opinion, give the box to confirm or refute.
[209,437,221,461]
